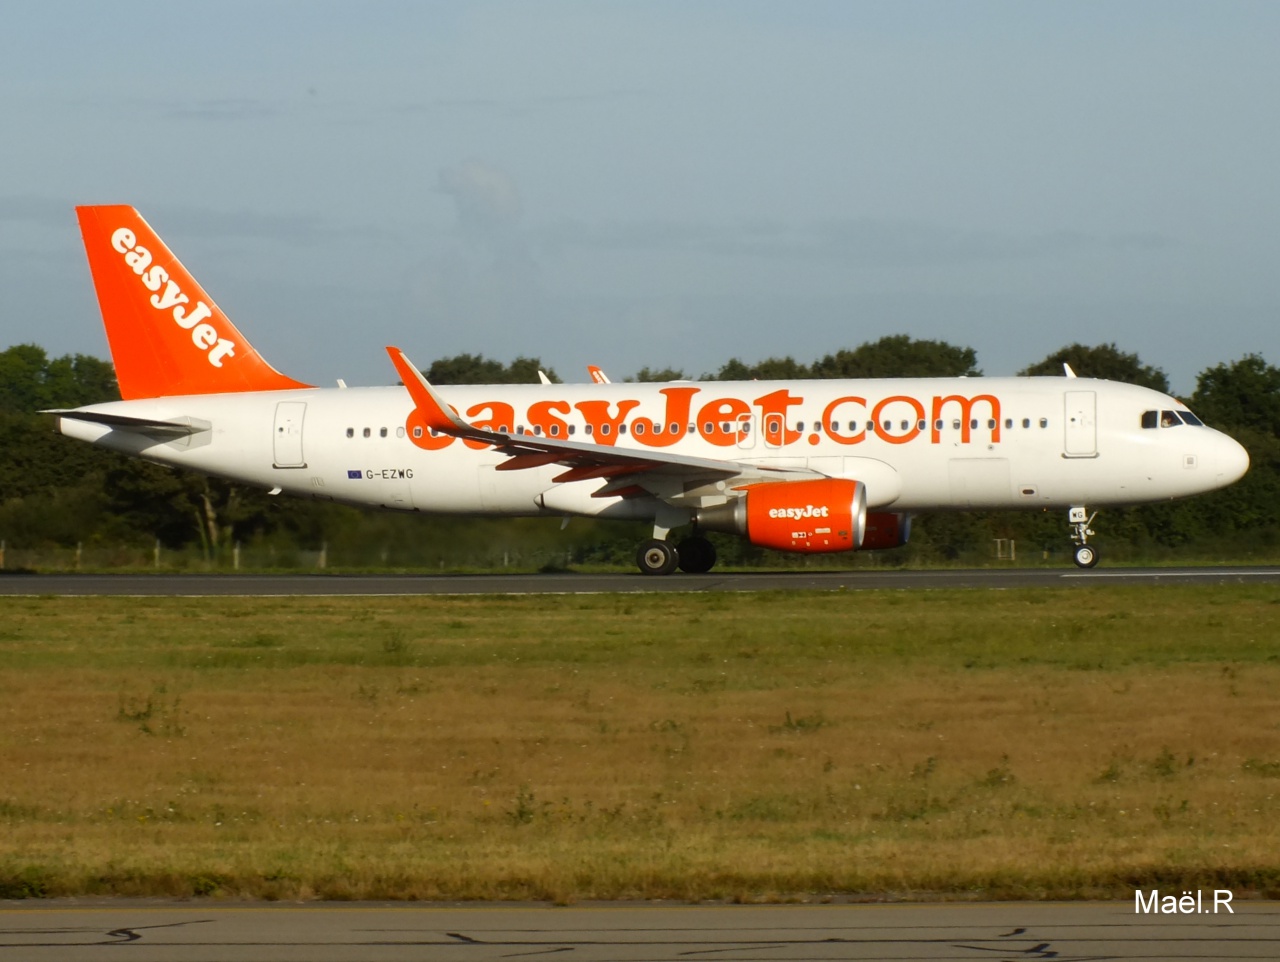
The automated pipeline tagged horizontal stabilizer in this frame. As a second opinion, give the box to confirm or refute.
[44,409,210,436]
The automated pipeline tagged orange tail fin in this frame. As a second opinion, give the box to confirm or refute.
[76,205,312,399]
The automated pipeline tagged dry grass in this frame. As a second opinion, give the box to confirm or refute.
[1,586,1278,900]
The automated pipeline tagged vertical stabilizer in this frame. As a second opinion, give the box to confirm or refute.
[76,205,312,399]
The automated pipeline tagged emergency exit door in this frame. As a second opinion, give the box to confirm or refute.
[273,401,307,468]
[1063,391,1097,458]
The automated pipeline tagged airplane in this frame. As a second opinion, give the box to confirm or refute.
[49,205,1250,575]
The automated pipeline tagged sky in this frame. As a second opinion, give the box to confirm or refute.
[2,1,1278,395]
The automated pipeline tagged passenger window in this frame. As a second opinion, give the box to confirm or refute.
[601,424,612,436]
[1039,418,1048,428]
[988,419,996,430]
[635,422,646,435]
[849,421,859,432]
[866,421,876,433]
[413,426,423,439]
[970,419,978,430]
[934,419,943,431]
[379,427,387,438]
[796,421,805,433]
[1004,418,1013,429]
[550,424,560,437]
[900,420,910,431]
[396,427,405,438]
[669,422,680,435]
[516,426,525,435]
[917,419,926,431]
[585,424,593,435]
[534,426,543,436]
[568,425,576,436]
[1022,418,1030,429]
[882,420,892,432]
[1141,410,1158,429]
[346,427,353,438]
[704,422,714,434]
[618,423,627,435]
[363,427,371,438]
[952,419,961,430]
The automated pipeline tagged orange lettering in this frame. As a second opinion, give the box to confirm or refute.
[528,399,571,440]
[463,401,515,449]
[871,395,925,445]
[632,387,700,448]
[930,394,1001,444]
[821,396,867,445]
[753,389,803,447]
[575,398,641,446]
[697,397,750,447]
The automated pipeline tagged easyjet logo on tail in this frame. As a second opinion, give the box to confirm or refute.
[110,228,237,368]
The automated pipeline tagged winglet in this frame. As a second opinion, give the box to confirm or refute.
[386,346,505,443]
[587,365,611,384]
[1063,363,1077,378]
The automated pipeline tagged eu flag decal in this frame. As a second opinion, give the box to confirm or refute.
[347,470,363,479]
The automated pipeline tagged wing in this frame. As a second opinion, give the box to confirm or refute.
[386,347,816,505]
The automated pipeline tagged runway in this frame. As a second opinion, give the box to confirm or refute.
[0,565,1277,596]
[2,900,1277,961]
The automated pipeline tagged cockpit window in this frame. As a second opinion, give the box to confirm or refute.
[1180,410,1204,426]
[1141,410,1158,429]
[1160,410,1183,428]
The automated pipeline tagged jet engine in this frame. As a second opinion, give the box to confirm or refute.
[696,478,867,553]
[861,512,912,550]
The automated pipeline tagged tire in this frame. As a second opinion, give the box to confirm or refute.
[676,536,717,573]
[636,539,679,576]
[1072,544,1099,568]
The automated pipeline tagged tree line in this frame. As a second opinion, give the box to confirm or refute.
[0,337,1276,569]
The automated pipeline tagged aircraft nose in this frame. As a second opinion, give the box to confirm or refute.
[1216,433,1250,485]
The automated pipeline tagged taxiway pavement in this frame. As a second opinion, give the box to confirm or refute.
[0,565,1277,596]
[2,900,1277,961]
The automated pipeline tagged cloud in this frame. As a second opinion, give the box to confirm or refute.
[438,159,523,236]
[533,217,1177,266]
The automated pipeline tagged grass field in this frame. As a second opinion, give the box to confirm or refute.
[1,586,1278,901]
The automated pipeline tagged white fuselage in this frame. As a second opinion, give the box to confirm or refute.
[57,377,1249,520]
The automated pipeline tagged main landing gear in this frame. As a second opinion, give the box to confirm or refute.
[635,528,718,576]
[1069,506,1099,568]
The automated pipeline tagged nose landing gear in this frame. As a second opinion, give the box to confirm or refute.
[1069,506,1099,568]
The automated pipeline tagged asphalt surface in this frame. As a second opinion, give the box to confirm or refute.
[0,565,1277,596]
[1,900,1276,961]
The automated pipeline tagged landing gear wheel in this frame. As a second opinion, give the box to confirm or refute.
[636,539,679,576]
[676,536,717,574]
[1072,544,1099,568]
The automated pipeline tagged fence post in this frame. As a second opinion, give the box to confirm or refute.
[154,539,161,569]
[318,541,327,570]
[76,542,82,570]
[233,541,241,571]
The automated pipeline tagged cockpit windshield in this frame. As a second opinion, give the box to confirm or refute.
[1141,409,1205,429]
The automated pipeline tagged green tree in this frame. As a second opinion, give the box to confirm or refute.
[707,356,811,381]
[425,353,559,385]
[1019,343,1169,391]
[632,366,687,382]
[812,335,980,378]
[1190,354,1280,435]
[0,344,118,412]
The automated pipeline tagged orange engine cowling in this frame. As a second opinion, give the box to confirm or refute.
[861,512,911,550]
[697,478,867,553]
